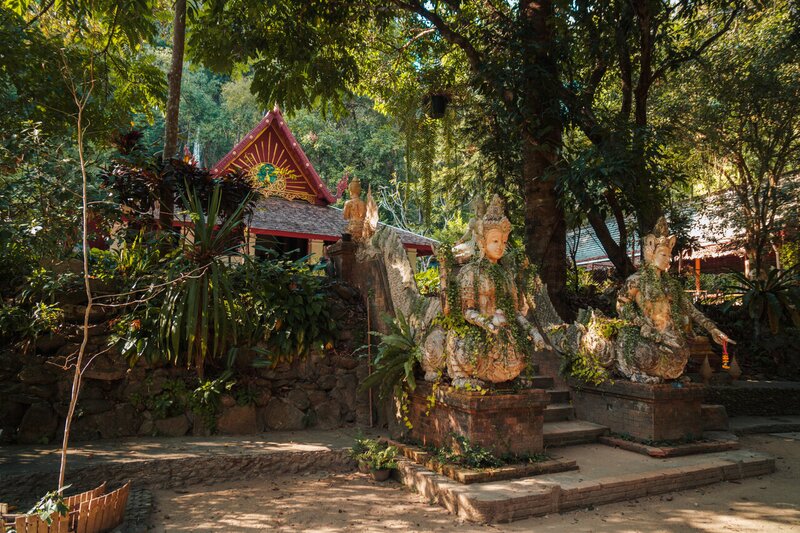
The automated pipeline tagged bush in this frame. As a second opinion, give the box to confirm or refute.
[414,266,440,296]
[349,436,398,471]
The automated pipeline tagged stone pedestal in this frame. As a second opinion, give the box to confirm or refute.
[327,238,357,285]
[406,382,550,455]
[571,380,705,441]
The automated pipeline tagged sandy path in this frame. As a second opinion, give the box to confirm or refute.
[149,434,800,532]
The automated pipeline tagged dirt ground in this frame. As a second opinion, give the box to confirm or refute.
[148,434,800,532]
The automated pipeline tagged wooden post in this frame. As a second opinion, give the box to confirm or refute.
[695,257,701,298]
[309,239,325,264]
[406,248,418,272]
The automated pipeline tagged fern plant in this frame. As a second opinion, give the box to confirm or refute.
[358,312,420,401]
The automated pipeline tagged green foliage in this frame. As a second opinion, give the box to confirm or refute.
[114,185,251,377]
[414,266,440,296]
[27,488,69,525]
[349,436,398,471]
[130,372,235,433]
[433,433,503,470]
[723,268,800,336]
[236,254,335,365]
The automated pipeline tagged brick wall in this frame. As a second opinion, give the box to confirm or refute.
[571,381,705,441]
[406,382,549,455]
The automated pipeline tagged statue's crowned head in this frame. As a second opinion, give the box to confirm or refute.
[348,176,362,197]
[477,195,512,263]
[643,216,676,272]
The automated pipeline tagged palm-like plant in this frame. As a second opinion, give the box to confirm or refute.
[358,312,420,401]
[158,185,252,377]
[724,267,800,336]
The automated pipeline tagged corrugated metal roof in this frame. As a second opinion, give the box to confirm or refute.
[567,218,640,266]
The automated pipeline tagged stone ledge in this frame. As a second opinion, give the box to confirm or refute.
[395,449,775,523]
[386,438,577,484]
[598,434,739,458]
[571,380,706,401]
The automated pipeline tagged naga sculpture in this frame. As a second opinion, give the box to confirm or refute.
[422,195,550,388]
[556,217,734,383]
[342,177,378,243]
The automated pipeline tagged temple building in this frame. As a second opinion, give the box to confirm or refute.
[209,105,435,266]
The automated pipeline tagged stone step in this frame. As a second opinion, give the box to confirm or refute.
[544,403,574,422]
[543,420,608,447]
[529,376,554,389]
[701,404,729,431]
[547,388,571,404]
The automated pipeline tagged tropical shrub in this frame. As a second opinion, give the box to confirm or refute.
[114,185,252,377]
[236,253,336,365]
[723,267,800,336]
[414,266,440,296]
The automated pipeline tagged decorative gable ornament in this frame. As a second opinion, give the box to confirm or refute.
[211,105,335,205]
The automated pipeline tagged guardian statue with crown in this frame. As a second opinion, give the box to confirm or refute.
[423,195,549,388]
[557,217,735,384]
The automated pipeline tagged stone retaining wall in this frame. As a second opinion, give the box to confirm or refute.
[0,283,369,445]
[705,382,800,416]
[2,450,355,509]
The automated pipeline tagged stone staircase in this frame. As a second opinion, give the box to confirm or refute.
[528,374,611,448]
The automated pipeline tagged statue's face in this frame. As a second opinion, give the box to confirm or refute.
[349,181,361,197]
[483,228,508,263]
[652,244,671,272]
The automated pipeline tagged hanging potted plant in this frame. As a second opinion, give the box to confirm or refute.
[428,93,450,119]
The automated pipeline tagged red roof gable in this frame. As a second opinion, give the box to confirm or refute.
[211,105,335,205]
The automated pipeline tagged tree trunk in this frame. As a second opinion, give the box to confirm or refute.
[520,0,567,318]
[160,0,187,230]
[586,210,636,277]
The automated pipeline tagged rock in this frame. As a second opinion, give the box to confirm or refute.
[317,375,337,391]
[264,398,306,430]
[216,405,258,435]
[254,389,271,407]
[154,414,190,437]
[0,400,27,437]
[314,401,342,429]
[26,385,56,400]
[62,304,108,324]
[77,398,114,416]
[287,389,310,410]
[83,368,127,381]
[333,356,359,370]
[35,334,68,354]
[308,390,329,407]
[17,402,58,444]
[93,403,140,439]
[0,351,22,375]
[138,413,155,436]
[17,365,58,385]
[220,394,236,408]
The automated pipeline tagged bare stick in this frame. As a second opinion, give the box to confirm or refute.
[57,53,95,493]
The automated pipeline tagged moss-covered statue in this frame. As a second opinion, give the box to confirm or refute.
[557,217,734,384]
[422,195,550,388]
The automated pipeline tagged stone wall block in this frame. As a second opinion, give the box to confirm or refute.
[314,401,342,429]
[217,404,258,435]
[287,389,310,410]
[154,414,190,437]
[264,398,305,430]
[317,375,337,391]
[17,365,58,385]
[17,402,58,444]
